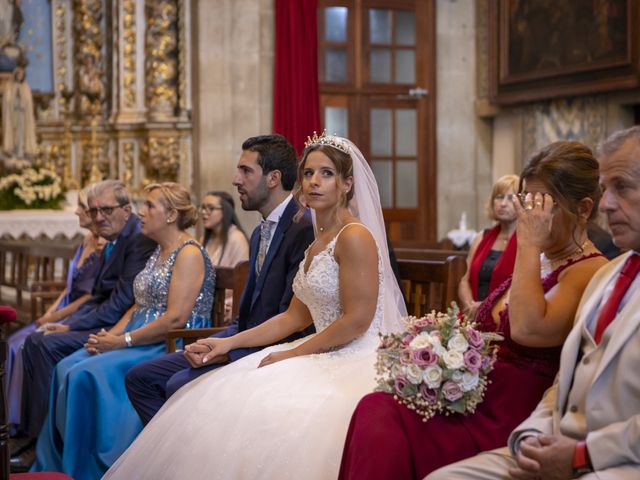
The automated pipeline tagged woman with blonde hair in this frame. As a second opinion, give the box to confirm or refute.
[31,182,215,479]
[458,174,519,316]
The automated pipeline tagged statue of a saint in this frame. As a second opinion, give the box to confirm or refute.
[2,65,38,159]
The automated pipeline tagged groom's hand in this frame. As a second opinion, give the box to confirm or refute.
[183,340,229,368]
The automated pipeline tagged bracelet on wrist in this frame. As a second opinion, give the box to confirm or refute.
[124,332,133,348]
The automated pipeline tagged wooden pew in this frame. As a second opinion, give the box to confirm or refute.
[394,247,466,262]
[166,261,250,353]
[398,256,467,316]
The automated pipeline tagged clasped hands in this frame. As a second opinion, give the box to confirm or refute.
[509,434,577,480]
[85,328,123,355]
[182,337,298,369]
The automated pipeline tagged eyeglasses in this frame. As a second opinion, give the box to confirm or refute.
[88,204,128,218]
[200,204,223,213]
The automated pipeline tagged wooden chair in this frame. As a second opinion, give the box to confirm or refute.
[394,247,466,262]
[0,305,73,479]
[398,256,467,316]
[166,261,250,353]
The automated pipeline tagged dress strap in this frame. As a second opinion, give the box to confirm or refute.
[329,222,369,247]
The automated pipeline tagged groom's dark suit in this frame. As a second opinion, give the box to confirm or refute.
[21,214,156,437]
[126,197,315,425]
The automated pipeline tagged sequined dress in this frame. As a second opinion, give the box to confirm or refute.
[32,240,214,480]
[104,225,385,480]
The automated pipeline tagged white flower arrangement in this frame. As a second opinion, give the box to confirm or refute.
[0,167,66,210]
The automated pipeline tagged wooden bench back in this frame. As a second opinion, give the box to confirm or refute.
[211,260,249,327]
[398,256,466,316]
[395,247,466,262]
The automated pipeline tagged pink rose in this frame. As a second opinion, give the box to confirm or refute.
[394,376,409,396]
[402,334,414,346]
[419,383,437,404]
[413,318,432,330]
[412,347,438,367]
[466,327,485,349]
[442,381,464,402]
[463,349,482,373]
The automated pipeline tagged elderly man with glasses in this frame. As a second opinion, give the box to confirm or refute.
[14,180,156,465]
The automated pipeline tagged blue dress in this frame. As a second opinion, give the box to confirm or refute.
[32,240,214,479]
[6,242,101,432]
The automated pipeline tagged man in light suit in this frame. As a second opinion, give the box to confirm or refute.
[125,134,315,425]
[428,126,640,479]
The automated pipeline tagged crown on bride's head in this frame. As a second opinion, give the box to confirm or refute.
[304,130,352,155]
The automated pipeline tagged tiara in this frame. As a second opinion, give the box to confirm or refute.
[304,130,351,155]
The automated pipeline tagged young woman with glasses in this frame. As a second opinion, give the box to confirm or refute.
[200,191,249,268]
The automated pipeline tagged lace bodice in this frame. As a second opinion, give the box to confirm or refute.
[292,224,384,351]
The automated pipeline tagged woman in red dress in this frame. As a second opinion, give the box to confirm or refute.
[338,141,609,480]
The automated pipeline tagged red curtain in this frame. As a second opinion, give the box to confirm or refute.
[273,0,322,154]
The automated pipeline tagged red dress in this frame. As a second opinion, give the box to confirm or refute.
[338,254,601,480]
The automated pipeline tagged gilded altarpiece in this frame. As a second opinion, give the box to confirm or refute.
[27,0,193,193]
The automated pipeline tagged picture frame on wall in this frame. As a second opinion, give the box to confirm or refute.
[489,0,640,104]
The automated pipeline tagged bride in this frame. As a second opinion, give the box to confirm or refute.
[104,132,406,479]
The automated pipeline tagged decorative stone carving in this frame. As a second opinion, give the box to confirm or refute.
[142,136,180,184]
[73,0,106,115]
[145,0,178,120]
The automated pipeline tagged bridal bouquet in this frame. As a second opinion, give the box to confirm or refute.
[375,303,502,421]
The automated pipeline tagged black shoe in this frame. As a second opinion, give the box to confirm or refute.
[8,436,35,457]
[10,444,36,473]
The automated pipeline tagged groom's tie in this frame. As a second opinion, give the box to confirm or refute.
[593,254,640,344]
[256,220,274,275]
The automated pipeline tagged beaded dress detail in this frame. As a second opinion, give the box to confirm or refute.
[104,224,389,480]
[128,240,214,331]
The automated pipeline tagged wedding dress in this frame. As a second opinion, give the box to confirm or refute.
[104,224,385,479]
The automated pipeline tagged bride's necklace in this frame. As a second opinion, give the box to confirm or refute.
[540,239,592,278]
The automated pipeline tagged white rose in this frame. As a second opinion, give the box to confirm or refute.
[459,371,479,392]
[391,363,405,378]
[447,333,469,353]
[406,364,423,385]
[451,370,463,383]
[422,364,443,389]
[429,335,446,356]
[409,333,433,349]
[443,350,465,370]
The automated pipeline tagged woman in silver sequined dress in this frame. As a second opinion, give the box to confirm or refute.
[31,182,215,480]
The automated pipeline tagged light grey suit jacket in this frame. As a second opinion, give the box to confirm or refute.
[509,251,640,475]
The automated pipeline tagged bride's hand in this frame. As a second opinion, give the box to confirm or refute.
[258,348,298,368]
[184,338,231,368]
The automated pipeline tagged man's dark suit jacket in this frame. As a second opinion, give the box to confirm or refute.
[65,213,156,331]
[215,197,315,362]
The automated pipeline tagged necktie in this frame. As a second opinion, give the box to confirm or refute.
[256,220,273,275]
[104,241,115,261]
[593,254,640,344]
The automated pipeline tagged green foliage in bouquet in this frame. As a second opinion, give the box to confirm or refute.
[0,167,66,210]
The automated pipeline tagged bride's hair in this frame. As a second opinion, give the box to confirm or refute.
[294,144,355,220]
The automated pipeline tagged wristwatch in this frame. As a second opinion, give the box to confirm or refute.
[572,440,593,478]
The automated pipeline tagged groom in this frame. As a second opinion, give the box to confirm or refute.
[126,134,315,424]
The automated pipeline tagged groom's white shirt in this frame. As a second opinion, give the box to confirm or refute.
[509,250,640,474]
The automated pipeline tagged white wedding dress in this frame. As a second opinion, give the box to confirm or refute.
[104,225,384,480]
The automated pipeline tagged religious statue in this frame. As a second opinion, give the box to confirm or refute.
[0,0,24,72]
[2,65,38,160]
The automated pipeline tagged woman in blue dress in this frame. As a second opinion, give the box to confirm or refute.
[6,188,104,434]
[31,182,215,479]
